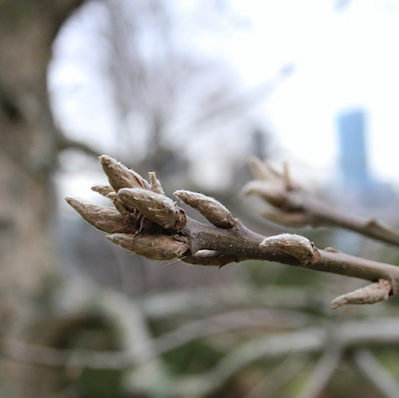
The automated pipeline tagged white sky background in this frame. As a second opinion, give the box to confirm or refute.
[50,0,399,198]
[226,0,399,182]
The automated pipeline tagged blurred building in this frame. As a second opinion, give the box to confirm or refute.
[336,109,396,209]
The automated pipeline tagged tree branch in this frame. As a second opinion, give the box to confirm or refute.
[65,155,399,307]
[242,157,399,247]
[295,346,342,398]
[242,355,309,398]
[173,318,399,397]
[352,349,399,398]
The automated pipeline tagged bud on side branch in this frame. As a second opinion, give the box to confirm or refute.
[248,157,281,182]
[174,190,235,229]
[260,233,316,265]
[331,279,392,309]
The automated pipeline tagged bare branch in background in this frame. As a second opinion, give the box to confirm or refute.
[242,355,309,398]
[173,318,399,397]
[352,349,399,398]
[4,318,399,386]
[242,157,399,247]
[66,155,399,308]
[56,131,101,158]
[295,346,342,398]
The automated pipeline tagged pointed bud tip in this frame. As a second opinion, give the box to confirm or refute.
[105,234,118,243]
[148,171,165,195]
[331,279,391,309]
[65,196,80,208]
[99,154,113,163]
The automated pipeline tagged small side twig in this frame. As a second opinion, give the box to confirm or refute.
[242,157,399,248]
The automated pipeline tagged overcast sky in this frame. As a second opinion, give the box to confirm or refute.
[50,0,399,198]
[230,0,399,183]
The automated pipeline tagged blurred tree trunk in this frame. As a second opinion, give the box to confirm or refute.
[0,0,84,396]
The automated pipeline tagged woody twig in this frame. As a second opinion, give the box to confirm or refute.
[66,155,399,308]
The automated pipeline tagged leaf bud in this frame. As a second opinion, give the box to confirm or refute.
[260,233,315,264]
[118,188,186,230]
[65,197,134,234]
[99,155,150,192]
[174,190,235,229]
[106,233,189,260]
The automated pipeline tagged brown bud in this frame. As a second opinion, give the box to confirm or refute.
[65,197,134,234]
[91,185,114,198]
[174,190,235,229]
[331,279,391,309]
[148,172,165,195]
[99,155,150,192]
[241,181,287,209]
[260,233,316,264]
[248,157,282,182]
[118,188,186,230]
[105,191,130,216]
[106,233,189,260]
[261,209,309,227]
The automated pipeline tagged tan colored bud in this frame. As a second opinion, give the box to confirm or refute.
[148,172,165,195]
[118,188,186,230]
[331,279,391,309]
[65,197,133,234]
[174,190,235,229]
[91,185,114,197]
[260,233,315,264]
[105,191,130,216]
[248,157,282,183]
[241,181,287,208]
[106,233,189,260]
[99,155,150,192]
[261,209,309,227]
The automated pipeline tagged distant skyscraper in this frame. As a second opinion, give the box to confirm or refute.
[337,109,370,189]
[251,128,266,160]
[336,108,395,208]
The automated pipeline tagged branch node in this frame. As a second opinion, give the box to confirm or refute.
[366,217,399,239]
